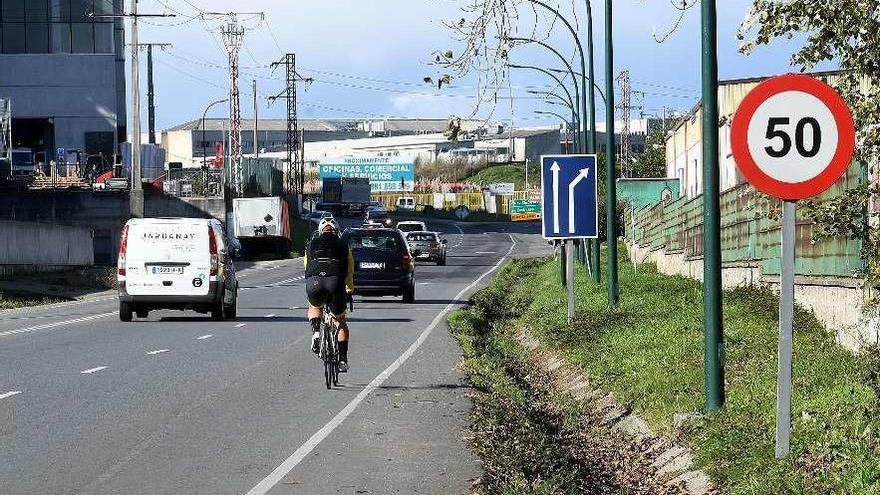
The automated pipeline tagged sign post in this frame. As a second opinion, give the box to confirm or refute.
[731,74,855,459]
[541,155,599,321]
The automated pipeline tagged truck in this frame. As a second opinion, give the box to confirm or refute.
[232,197,292,259]
[318,177,371,216]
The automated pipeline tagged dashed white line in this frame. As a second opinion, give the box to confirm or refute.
[0,312,116,338]
[196,334,213,340]
[146,349,170,355]
[80,366,108,375]
[475,251,497,254]
[235,323,247,328]
[0,390,22,400]
[265,314,276,318]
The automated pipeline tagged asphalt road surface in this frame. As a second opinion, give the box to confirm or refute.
[0,220,546,495]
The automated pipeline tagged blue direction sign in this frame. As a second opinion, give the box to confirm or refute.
[541,154,599,239]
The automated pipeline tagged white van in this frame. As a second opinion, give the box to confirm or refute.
[396,196,416,211]
[117,218,238,322]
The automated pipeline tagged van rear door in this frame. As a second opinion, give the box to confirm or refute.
[124,220,212,297]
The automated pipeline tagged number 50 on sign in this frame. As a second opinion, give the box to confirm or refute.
[731,74,855,201]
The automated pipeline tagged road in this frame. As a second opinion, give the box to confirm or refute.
[0,220,545,495]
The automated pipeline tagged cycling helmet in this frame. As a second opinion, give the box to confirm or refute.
[318,217,339,234]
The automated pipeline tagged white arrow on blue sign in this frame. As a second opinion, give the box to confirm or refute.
[541,154,599,239]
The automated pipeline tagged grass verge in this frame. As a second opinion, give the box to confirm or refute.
[0,289,65,310]
[461,249,880,494]
[449,279,634,494]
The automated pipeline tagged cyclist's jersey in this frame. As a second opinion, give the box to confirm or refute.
[304,232,354,292]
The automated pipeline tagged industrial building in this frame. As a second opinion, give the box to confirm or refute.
[665,72,875,199]
[0,0,126,172]
[160,117,489,166]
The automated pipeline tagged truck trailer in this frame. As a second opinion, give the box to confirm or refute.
[232,197,291,259]
[318,177,371,216]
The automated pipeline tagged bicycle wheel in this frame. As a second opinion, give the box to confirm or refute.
[324,360,333,390]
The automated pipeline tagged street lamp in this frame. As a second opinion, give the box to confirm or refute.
[516,0,590,154]
[534,110,576,153]
[510,63,580,152]
[527,89,580,148]
[201,98,229,168]
[506,36,584,152]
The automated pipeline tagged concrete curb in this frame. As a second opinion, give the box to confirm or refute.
[512,328,715,495]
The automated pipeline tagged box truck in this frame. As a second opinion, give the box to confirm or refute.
[232,197,291,258]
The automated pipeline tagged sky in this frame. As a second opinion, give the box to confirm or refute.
[132,0,813,131]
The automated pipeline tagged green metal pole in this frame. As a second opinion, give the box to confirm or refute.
[701,0,724,412]
[586,0,601,283]
[604,0,618,307]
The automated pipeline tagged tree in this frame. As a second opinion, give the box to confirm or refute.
[738,0,880,284]
[632,118,677,178]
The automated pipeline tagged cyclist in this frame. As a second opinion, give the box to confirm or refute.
[304,218,355,372]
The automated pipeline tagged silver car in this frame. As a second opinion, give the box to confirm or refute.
[404,231,447,266]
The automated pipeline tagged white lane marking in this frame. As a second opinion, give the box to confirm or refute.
[146,349,170,355]
[451,223,465,248]
[0,312,116,338]
[235,323,247,328]
[475,251,497,254]
[0,296,116,318]
[265,314,276,318]
[0,390,22,400]
[196,334,213,340]
[80,366,108,374]
[240,277,302,292]
[244,233,517,495]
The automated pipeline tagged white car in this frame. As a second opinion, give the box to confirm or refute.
[396,220,426,233]
[117,217,238,322]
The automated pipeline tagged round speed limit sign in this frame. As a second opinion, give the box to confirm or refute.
[731,74,855,200]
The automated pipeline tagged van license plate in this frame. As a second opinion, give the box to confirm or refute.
[360,262,384,269]
[151,266,184,275]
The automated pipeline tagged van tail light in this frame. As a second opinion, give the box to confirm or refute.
[208,226,219,276]
[117,225,129,276]
[401,253,412,271]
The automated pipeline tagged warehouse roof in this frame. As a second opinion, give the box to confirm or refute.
[164,118,356,133]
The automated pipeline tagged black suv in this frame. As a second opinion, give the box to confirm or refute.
[343,227,415,302]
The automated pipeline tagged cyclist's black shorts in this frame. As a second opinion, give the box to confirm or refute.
[306,275,347,316]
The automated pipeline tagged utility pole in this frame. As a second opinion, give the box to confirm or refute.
[133,43,171,145]
[130,0,142,217]
[702,0,725,412]
[91,3,174,218]
[616,70,632,177]
[269,53,312,200]
[202,11,264,196]
[222,16,244,195]
[252,79,259,158]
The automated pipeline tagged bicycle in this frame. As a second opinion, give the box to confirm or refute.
[318,295,353,390]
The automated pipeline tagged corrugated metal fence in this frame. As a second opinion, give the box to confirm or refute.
[0,221,93,268]
[624,164,864,278]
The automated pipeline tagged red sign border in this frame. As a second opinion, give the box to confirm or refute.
[730,74,855,201]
